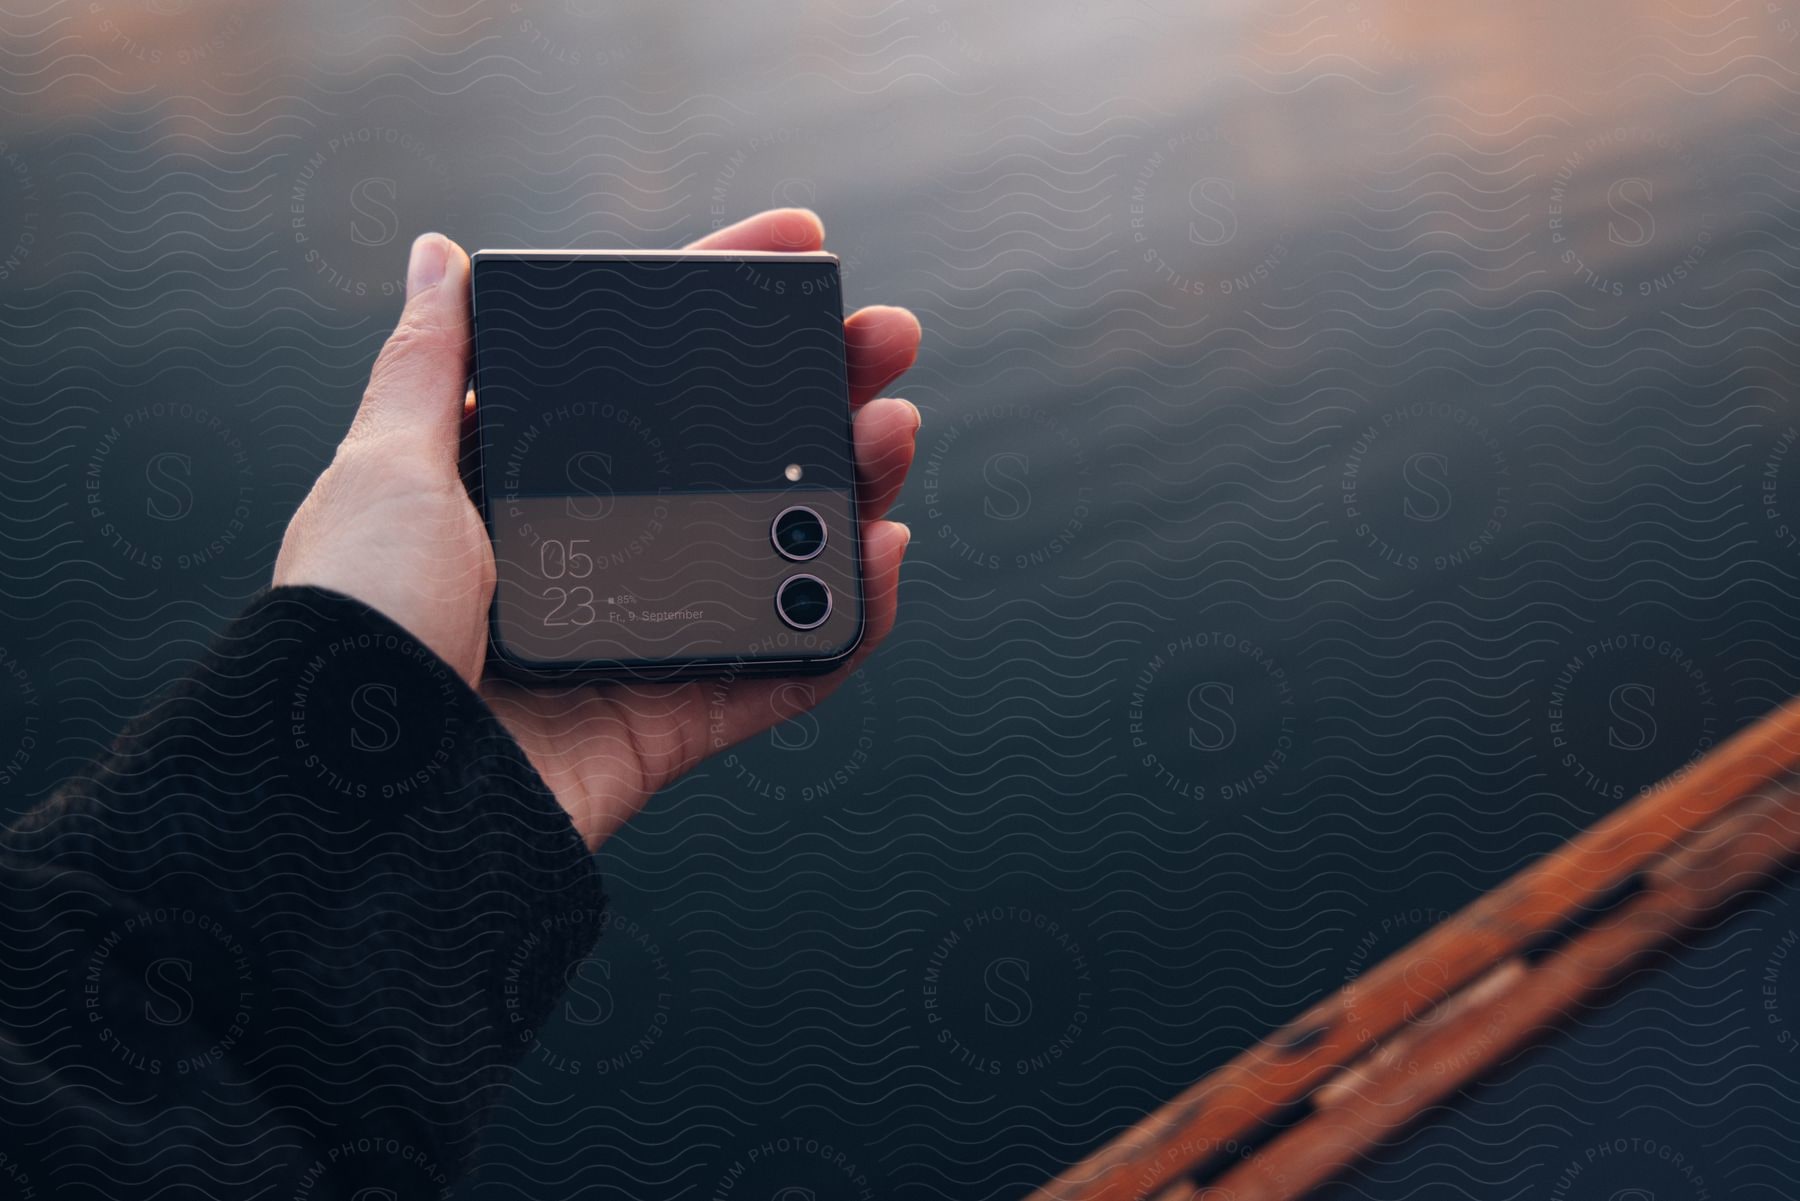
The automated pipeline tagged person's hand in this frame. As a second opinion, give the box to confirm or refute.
[274,208,921,848]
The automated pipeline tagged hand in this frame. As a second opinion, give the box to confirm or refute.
[274,208,921,849]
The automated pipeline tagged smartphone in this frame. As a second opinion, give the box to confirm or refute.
[469,249,863,679]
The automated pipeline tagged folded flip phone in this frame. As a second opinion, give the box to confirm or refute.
[469,250,863,678]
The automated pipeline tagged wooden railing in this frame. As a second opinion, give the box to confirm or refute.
[1026,695,1800,1201]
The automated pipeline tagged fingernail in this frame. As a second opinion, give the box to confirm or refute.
[895,522,912,545]
[902,399,922,433]
[407,233,448,298]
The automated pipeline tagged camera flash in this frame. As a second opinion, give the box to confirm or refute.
[784,464,803,482]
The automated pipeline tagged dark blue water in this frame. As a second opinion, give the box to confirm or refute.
[4,1,1800,1197]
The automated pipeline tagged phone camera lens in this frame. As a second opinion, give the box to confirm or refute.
[771,505,827,561]
[775,574,832,630]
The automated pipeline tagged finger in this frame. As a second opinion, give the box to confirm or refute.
[348,232,472,465]
[457,388,480,487]
[848,518,910,668]
[457,387,477,440]
[845,306,921,407]
[855,396,919,522]
[686,207,825,252]
[706,519,911,747]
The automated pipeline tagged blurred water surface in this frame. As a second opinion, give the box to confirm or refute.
[6,1,1800,1198]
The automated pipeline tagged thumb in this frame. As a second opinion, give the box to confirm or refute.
[347,232,472,463]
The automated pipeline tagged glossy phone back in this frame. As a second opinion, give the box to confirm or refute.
[469,250,863,678]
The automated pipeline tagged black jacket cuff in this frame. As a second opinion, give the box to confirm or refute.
[1,585,607,1195]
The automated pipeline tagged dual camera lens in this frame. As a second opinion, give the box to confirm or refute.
[772,505,831,630]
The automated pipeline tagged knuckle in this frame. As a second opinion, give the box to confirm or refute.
[369,313,451,381]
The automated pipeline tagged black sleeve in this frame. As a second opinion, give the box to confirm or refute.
[0,586,607,1200]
